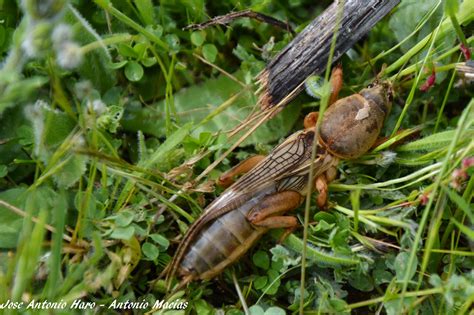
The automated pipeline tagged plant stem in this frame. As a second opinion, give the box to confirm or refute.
[348,287,443,310]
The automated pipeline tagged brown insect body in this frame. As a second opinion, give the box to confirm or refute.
[319,83,392,159]
[167,129,336,284]
[179,185,276,280]
[165,82,392,288]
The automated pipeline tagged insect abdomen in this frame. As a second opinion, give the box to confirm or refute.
[179,201,264,280]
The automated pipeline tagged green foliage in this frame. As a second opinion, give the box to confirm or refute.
[0,0,473,314]
[0,188,28,248]
[389,0,448,53]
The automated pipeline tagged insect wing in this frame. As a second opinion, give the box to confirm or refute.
[231,129,312,195]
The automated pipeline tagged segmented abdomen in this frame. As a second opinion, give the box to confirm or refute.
[179,188,273,279]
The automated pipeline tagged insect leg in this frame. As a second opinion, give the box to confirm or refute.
[315,174,329,208]
[314,165,338,209]
[329,64,343,106]
[247,190,302,223]
[325,165,338,182]
[217,155,266,188]
[303,112,319,129]
[304,65,343,129]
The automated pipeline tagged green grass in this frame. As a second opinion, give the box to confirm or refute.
[0,0,473,314]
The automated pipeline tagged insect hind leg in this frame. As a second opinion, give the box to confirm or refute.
[246,190,302,223]
[217,155,266,188]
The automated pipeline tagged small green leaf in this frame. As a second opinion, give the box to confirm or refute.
[329,228,351,253]
[313,219,335,232]
[313,211,336,224]
[147,24,163,38]
[253,250,270,270]
[133,42,148,59]
[191,31,205,46]
[373,269,393,285]
[0,165,8,177]
[384,297,416,315]
[233,44,251,61]
[249,305,265,315]
[97,105,124,133]
[305,75,326,99]
[254,275,268,290]
[202,43,218,62]
[124,61,144,82]
[141,57,156,67]
[0,188,28,248]
[142,242,159,260]
[149,233,170,249]
[394,252,418,282]
[328,298,348,313]
[110,226,135,240]
[264,306,286,315]
[265,269,281,295]
[115,211,134,227]
[194,299,213,315]
[109,60,128,69]
[142,123,192,168]
[53,155,88,188]
[441,185,474,222]
[134,0,155,25]
[349,270,374,292]
[155,215,165,225]
[118,44,138,58]
[165,34,180,53]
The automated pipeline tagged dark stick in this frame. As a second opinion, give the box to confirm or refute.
[258,0,400,110]
[184,9,295,34]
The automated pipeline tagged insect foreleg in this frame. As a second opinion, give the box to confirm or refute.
[303,65,344,130]
[315,174,329,208]
[329,64,343,106]
[314,165,337,208]
[217,155,266,188]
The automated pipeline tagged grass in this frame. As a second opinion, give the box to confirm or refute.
[0,0,473,314]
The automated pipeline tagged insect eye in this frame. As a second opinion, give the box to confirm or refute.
[367,83,375,88]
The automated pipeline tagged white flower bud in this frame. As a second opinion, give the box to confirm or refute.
[56,41,83,69]
[376,151,397,167]
[52,24,72,47]
[91,99,107,115]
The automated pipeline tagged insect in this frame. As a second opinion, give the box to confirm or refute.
[163,69,393,290]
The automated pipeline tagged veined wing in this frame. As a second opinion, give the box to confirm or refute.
[233,129,315,193]
[205,128,316,216]
[166,128,318,283]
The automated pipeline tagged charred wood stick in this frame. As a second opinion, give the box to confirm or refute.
[258,0,400,110]
[184,9,295,34]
